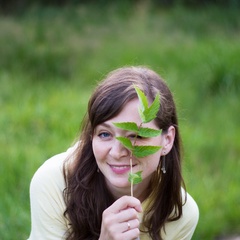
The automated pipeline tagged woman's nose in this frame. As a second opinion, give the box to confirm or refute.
[109,139,129,159]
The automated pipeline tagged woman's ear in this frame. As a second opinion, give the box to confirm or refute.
[162,126,175,155]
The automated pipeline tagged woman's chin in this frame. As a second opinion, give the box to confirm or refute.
[106,179,131,194]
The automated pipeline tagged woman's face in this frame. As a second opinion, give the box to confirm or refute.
[92,98,166,198]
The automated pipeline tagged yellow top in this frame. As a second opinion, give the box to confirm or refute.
[28,144,199,240]
[139,191,199,240]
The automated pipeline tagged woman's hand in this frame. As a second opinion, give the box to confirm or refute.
[99,195,142,240]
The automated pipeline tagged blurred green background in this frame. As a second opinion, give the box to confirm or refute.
[0,1,240,239]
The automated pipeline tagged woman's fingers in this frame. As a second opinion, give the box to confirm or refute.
[101,219,140,240]
[102,195,142,229]
[105,195,142,214]
[122,218,140,232]
[121,226,140,240]
[99,196,142,240]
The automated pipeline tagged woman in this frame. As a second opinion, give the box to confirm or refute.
[28,66,199,240]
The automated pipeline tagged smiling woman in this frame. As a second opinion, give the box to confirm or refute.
[28,66,199,240]
[92,98,171,200]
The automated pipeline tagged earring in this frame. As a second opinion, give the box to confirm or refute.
[161,152,166,174]
[97,168,100,173]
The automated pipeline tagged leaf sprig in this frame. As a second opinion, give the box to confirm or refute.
[113,86,162,196]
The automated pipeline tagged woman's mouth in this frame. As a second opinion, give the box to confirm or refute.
[109,164,136,174]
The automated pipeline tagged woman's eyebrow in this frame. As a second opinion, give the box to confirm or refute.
[97,122,111,128]
[98,122,126,132]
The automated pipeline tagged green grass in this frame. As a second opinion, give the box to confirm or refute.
[0,4,240,239]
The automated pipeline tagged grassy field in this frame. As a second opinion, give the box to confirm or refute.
[0,3,240,239]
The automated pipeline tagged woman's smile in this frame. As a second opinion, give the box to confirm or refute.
[109,164,131,174]
[108,163,137,174]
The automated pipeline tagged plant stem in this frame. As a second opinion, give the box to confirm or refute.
[130,123,142,197]
[130,154,133,197]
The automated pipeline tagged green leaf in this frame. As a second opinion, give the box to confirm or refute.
[148,93,160,118]
[139,109,146,123]
[134,86,148,110]
[134,86,148,122]
[116,136,133,150]
[142,93,160,123]
[133,145,161,158]
[138,127,162,138]
[128,171,143,184]
[113,122,139,132]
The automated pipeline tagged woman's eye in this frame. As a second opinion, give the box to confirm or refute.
[98,132,111,139]
[129,134,142,139]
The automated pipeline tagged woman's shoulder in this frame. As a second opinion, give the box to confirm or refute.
[30,142,79,191]
[161,189,199,240]
[182,189,199,225]
[28,143,79,239]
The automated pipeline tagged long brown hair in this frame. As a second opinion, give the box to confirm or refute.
[64,66,185,240]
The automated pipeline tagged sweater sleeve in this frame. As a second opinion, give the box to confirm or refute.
[160,191,199,240]
[176,192,199,240]
[28,151,71,240]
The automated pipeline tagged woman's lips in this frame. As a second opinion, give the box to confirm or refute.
[109,164,136,174]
